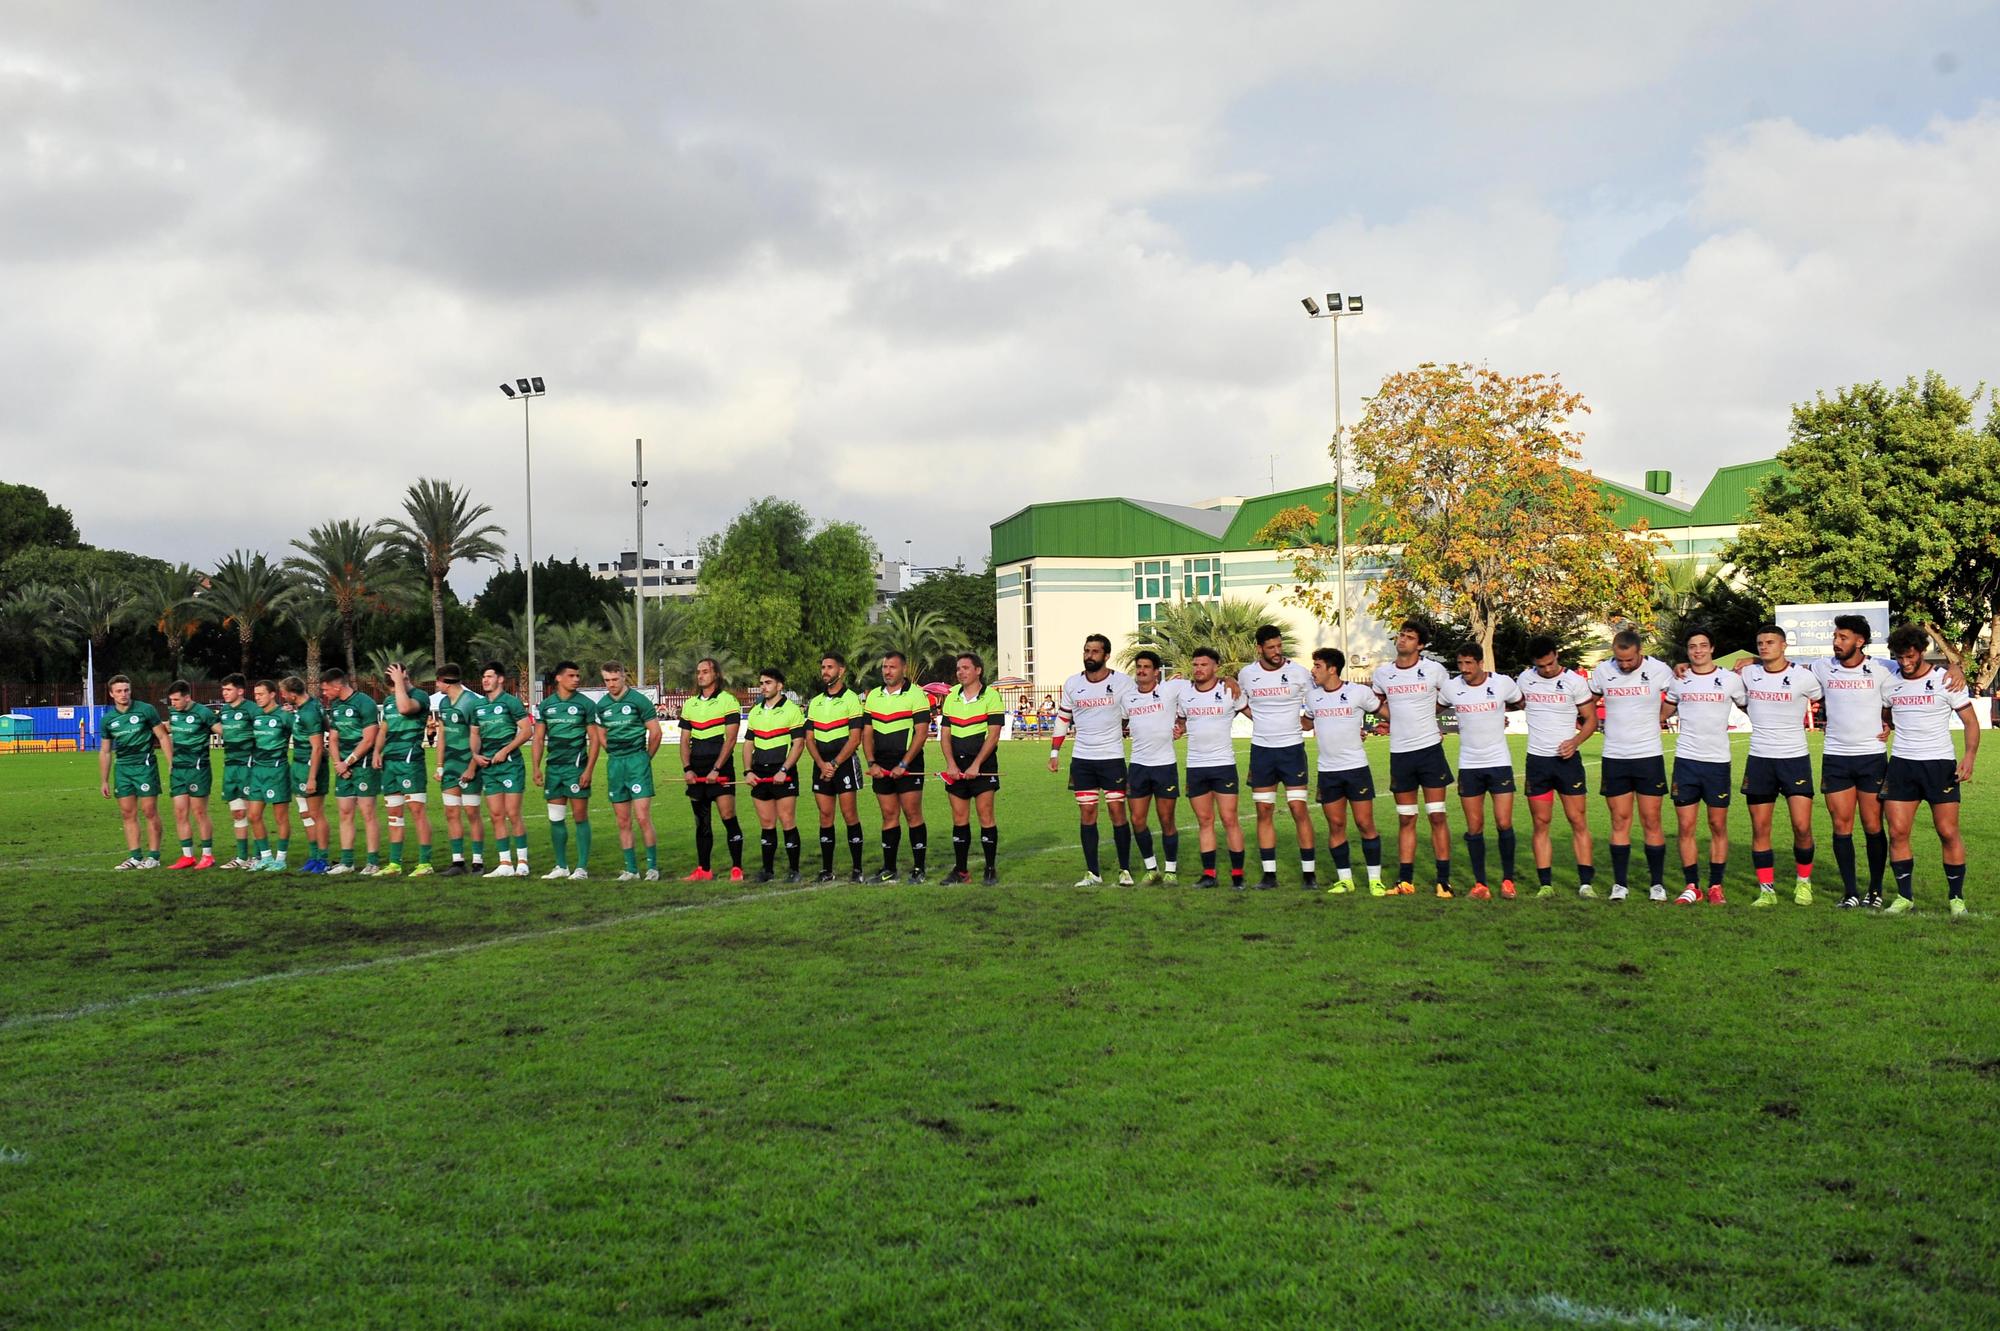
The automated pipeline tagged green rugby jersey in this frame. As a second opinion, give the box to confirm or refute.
[806,685,864,756]
[438,687,479,759]
[290,697,328,761]
[166,701,219,766]
[594,688,655,755]
[745,696,807,758]
[327,689,380,757]
[102,701,163,761]
[215,698,258,759]
[941,685,1005,742]
[380,687,431,762]
[472,691,530,759]
[862,683,931,755]
[680,688,741,756]
[249,704,293,762]
[537,690,595,757]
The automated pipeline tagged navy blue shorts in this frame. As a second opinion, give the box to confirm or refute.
[1600,754,1667,799]
[1247,744,1309,789]
[1186,764,1239,798]
[1525,752,1587,798]
[1821,751,1887,796]
[1457,764,1515,797]
[944,773,1000,801]
[1388,743,1453,794]
[1885,756,1959,805]
[1742,753,1813,804]
[1126,762,1180,800]
[1671,757,1732,808]
[1068,755,1128,793]
[1316,767,1375,804]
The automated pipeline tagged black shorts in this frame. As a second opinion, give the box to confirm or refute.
[1600,754,1668,798]
[1458,764,1515,798]
[944,773,1000,801]
[1525,752,1588,799]
[870,748,925,796]
[1317,766,1375,804]
[749,763,798,802]
[1742,753,1813,804]
[1885,756,1961,805]
[685,751,735,802]
[1671,757,1732,808]
[1821,751,1887,796]
[1068,756,1128,793]
[1248,743,1309,789]
[1388,743,1453,794]
[1126,761,1180,800]
[1186,764,1240,797]
[811,754,864,797]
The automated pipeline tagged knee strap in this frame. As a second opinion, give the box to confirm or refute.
[546,803,567,823]
[440,791,462,808]
[1285,787,1308,804]
[385,794,406,809]
[386,815,405,829]
[1396,803,1420,817]
[228,798,247,814]
[1102,789,1125,802]
[1426,801,1448,815]
[404,791,427,804]
[1075,791,1100,807]
[1252,790,1278,805]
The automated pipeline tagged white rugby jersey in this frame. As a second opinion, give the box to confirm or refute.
[1741,662,1823,759]
[1588,657,1672,760]
[1445,672,1522,770]
[1885,668,1971,762]
[1308,682,1380,773]
[1371,658,1450,754]
[1665,667,1747,764]
[1178,681,1248,768]
[1119,680,1185,768]
[1058,669,1131,761]
[1516,667,1594,757]
[1237,659,1312,748]
[1809,658,1895,756]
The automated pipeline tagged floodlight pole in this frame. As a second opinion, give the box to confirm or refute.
[634,439,646,697]
[522,393,537,700]
[1303,297,1363,657]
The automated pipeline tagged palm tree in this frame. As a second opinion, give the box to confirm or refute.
[2,582,73,692]
[541,620,613,677]
[601,599,693,683]
[286,519,414,677]
[1120,597,1286,679]
[662,640,744,692]
[469,609,546,690]
[54,575,135,672]
[283,594,341,690]
[378,478,508,675]
[856,606,965,684]
[125,562,207,680]
[364,643,435,690]
[208,550,296,677]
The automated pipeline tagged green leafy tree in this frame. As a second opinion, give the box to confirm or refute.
[0,482,82,551]
[1118,597,1286,679]
[54,576,135,671]
[856,606,965,684]
[469,610,547,690]
[474,556,626,627]
[286,519,414,677]
[801,522,880,662]
[379,478,508,675]
[1647,564,1770,661]
[125,562,207,681]
[892,564,997,654]
[1,582,73,691]
[601,599,695,685]
[1729,373,2000,685]
[540,620,614,679]
[697,499,877,682]
[207,550,295,677]
[662,640,744,692]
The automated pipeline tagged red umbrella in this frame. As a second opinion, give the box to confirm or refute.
[921,681,952,701]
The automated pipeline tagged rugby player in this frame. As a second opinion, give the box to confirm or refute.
[243,678,293,871]
[1371,621,1454,897]
[1238,625,1316,890]
[1177,647,1249,887]
[163,680,219,869]
[1117,650,1184,884]
[1516,638,1598,898]
[862,651,931,883]
[596,660,662,881]
[1739,625,1823,907]
[741,668,808,883]
[1662,628,1746,905]
[1307,647,1382,895]
[1050,634,1132,886]
[531,660,598,880]
[377,662,435,877]
[280,676,330,873]
[939,651,1005,885]
[213,673,259,868]
[1882,624,1979,915]
[1809,615,1896,908]
[1587,629,1673,902]
[434,663,489,877]
[469,661,534,877]
[681,658,745,881]
[806,652,868,883]
[1445,643,1524,900]
[98,674,170,868]
[320,668,383,875]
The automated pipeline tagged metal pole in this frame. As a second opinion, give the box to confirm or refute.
[634,439,646,698]
[1332,315,1348,659]
[523,396,537,701]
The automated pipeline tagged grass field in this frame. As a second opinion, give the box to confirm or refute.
[2,732,1996,1329]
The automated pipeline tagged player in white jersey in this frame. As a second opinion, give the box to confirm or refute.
[1178,646,1249,887]
[1517,636,1599,899]
[1307,647,1382,895]
[1738,625,1825,907]
[1049,634,1134,886]
[1238,625,1317,889]
[1586,628,1673,902]
[1119,651,1186,884]
[1447,642,1524,900]
[1370,621,1454,897]
[1663,627,1747,905]
[1881,624,1979,914]
[1809,614,1896,908]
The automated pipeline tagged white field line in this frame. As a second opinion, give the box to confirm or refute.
[0,882,838,1034]
[1492,1293,1807,1331]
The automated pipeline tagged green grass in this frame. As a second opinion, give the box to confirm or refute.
[2,735,1995,1329]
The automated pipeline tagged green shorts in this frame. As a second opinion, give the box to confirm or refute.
[543,751,591,803]
[606,751,654,803]
[335,764,379,799]
[442,753,481,796]
[382,758,429,799]
[170,762,213,799]
[482,759,526,796]
[114,759,163,800]
[248,762,292,805]
[221,758,255,802]
[291,757,331,800]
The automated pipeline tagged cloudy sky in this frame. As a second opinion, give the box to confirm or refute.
[7,1,1999,591]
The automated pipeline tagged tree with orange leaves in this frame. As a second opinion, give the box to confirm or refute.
[1258,363,1662,663]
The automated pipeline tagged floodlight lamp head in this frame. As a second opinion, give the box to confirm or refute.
[1328,293,1342,311]
[1301,296,1321,315]
[499,383,516,398]
[516,378,532,394]
[530,376,545,393]
[1348,295,1364,313]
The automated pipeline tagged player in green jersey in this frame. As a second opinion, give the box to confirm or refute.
[741,667,809,883]
[470,661,535,877]
[319,668,383,875]
[214,672,259,866]
[806,652,868,883]
[375,662,435,877]
[433,663,490,876]
[938,652,1005,885]
[533,660,600,880]
[98,674,172,868]
[861,650,932,883]
[595,661,662,880]
[281,676,332,873]
[163,680,220,869]
[243,679,296,870]
[680,657,746,881]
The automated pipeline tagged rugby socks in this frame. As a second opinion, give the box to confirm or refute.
[1161,832,1178,874]
[1201,849,1217,874]
[784,828,800,873]
[1683,860,1700,892]
[1945,861,1966,900]
[1538,865,1554,888]
[1644,841,1666,889]
[980,825,998,871]
[1228,848,1245,884]
[1865,830,1888,892]
[1497,828,1517,882]
[1398,859,1414,886]
[882,825,902,874]
[179,837,194,860]
[846,822,865,874]
[550,820,569,870]
[1794,843,1814,884]
[624,846,640,874]
[1753,848,1775,890]
[1080,824,1100,875]
[1892,857,1914,900]
[1434,858,1452,891]
[722,816,744,868]
[1464,832,1487,884]
[643,839,657,872]
[1709,859,1727,887]
[693,804,714,871]
[1610,842,1631,889]
[274,837,288,866]
[1833,833,1857,895]
[1135,827,1156,870]
[388,838,403,867]
[1331,841,1352,875]
[1362,837,1383,885]
[1576,862,1595,888]
[760,828,777,875]
[953,825,971,873]
[1112,822,1132,871]
[571,820,587,868]
[909,825,927,872]
[820,826,837,874]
